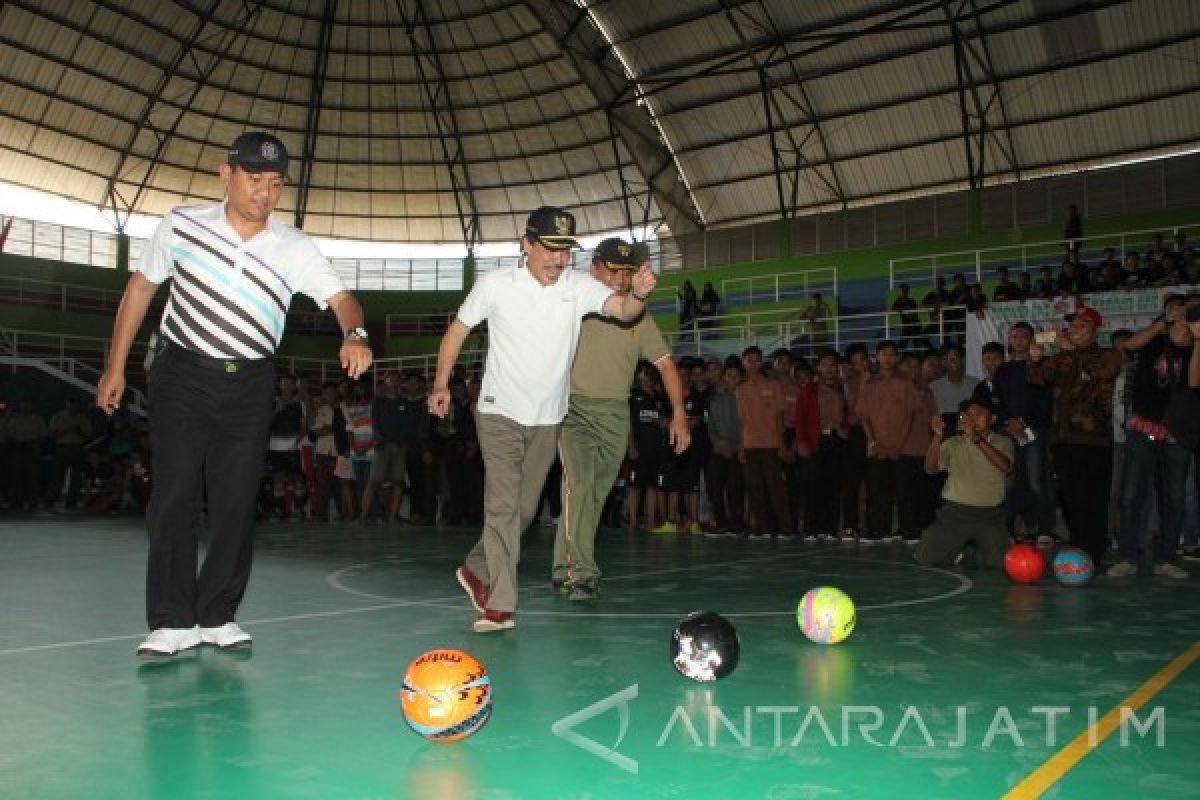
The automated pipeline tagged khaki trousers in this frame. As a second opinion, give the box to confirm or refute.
[465,412,559,613]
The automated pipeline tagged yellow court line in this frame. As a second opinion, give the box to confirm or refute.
[1003,640,1200,799]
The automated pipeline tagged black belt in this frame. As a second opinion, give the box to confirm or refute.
[168,343,271,374]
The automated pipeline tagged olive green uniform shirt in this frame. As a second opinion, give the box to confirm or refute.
[939,432,1014,507]
[570,313,669,398]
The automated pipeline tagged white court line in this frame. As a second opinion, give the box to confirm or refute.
[0,552,971,656]
[0,594,468,658]
[325,552,975,618]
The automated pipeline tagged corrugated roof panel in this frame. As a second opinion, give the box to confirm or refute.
[1,0,1198,243]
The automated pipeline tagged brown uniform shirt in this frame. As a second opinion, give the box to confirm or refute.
[901,383,939,457]
[855,373,921,459]
[736,375,787,449]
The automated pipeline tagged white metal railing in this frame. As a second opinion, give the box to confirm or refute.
[889,223,1199,289]
[0,273,151,314]
[645,267,840,320]
[0,327,149,409]
[384,311,458,338]
[721,266,837,306]
[666,305,965,360]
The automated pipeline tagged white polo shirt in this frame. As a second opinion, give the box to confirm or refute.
[136,202,346,359]
[458,265,614,426]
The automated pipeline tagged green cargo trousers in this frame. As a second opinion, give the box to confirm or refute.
[552,395,631,586]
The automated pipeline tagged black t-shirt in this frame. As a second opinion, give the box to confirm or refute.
[891,296,919,323]
[684,389,711,450]
[630,389,666,450]
[270,397,305,437]
[1130,334,1194,423]
[993,283,1022,303]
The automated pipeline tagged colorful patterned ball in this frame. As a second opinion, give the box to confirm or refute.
[797,587,857,645]
[400,649,492,743]
[1004,544,1046,584]
[1052,547,1094,586]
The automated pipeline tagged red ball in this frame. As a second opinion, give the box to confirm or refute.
[1004,544,1046,583]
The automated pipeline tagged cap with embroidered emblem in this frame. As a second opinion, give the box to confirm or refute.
[228,132,289,175]
[525,206,578,251]
[593,237,641,270]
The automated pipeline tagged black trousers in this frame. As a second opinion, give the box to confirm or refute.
[807,435,844,535]
[866,457,903,537]
[897,455,937,534]
[841,425,867,531]
[145,345,274,630]
[705,453,744,532]
[743,448,791,535]
[1053,443,1113,565]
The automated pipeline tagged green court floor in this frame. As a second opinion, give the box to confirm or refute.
[1,516,1197,799]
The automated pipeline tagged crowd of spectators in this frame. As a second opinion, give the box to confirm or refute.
[0,394,151,514]
[613,295,1200,577]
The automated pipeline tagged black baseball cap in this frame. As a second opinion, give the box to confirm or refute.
[960,397,998,416]
[593,237,640,270]
[525,206,578,251]
[228,132,289,175]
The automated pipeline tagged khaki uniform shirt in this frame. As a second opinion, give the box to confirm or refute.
[940,433,1015,507]
[570,313,669,399]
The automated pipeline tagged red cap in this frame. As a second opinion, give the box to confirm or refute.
[1065,306,1103,328]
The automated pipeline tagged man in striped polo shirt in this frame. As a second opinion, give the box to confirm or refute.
[96,132,373,659]
[428,208,659,632]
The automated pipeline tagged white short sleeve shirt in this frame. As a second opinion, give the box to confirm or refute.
[457,265,614,425]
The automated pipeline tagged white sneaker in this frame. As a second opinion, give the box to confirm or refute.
[1105,561,1137,578]
[199,622,253,649]
[137,626,202,659]
[1153,562,1189,580]
[776,534,794,542]
[473,611,516,633]
[803,534,817,543]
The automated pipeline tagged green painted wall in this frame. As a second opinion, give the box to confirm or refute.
[2,203,1198,353]
[649,205,1200,292]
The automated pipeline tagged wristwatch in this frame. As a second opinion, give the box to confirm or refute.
[346,327,369,342]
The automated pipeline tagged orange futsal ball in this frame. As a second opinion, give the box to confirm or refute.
[400,649,492,743]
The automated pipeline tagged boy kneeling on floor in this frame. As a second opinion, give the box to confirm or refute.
[916,397,1014,568]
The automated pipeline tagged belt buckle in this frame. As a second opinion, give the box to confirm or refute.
[224,361,239,374]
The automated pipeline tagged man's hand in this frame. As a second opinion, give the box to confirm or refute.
[339,339,373,379]
[668,414,691,455]
[1004,418,1026,442]
[95,371,125,416]
[955,414,972,437]
[930,415,945,437]
[428,386,451,418]
[631,263,657,299]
